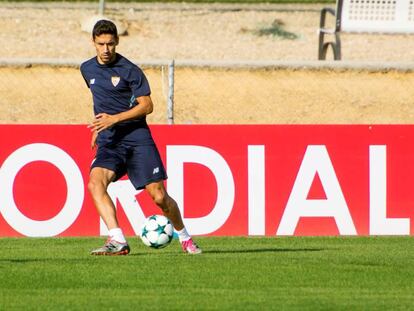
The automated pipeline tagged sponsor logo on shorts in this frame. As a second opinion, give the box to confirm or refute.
[153,167,160,174]
[90,78,95,85]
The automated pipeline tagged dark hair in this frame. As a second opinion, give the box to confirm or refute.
[92,20,118,39]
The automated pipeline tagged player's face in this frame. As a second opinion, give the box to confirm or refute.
[93,34,118,64]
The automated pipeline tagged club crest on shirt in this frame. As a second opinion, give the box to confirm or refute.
[111,76,120,87]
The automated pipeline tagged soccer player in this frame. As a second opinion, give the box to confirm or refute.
[80,19,201,255]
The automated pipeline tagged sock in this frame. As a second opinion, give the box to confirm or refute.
[177,227,191,242]
[109,228,127,243]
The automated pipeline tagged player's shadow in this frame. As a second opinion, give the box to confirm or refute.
[0,258,96,264]
[205,247,327,254]
[127,247,330,256]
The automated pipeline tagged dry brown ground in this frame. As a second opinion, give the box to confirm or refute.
[1,3,413,124]
[1,66,413,124]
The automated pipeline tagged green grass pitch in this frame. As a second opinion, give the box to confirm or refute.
[1,236,414,310]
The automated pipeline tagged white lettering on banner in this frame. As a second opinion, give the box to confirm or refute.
[0,141,410,237]
[0,143,84,236]
[369,145,409,235]
[248,145,265,235]
[167,145,235,235]
[101,180,146,236]
[277,145,357,235]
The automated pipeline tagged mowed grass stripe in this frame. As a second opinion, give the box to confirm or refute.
[0,237,414,310]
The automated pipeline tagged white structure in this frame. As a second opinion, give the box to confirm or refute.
[318,0,414,59]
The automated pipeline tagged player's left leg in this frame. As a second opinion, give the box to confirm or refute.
[145,181,202,254]
[88,167,130,256]
[88,145,130,256]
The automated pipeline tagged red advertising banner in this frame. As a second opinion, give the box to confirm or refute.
[0,125,413,237]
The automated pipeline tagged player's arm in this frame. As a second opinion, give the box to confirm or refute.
[88,95,153,133]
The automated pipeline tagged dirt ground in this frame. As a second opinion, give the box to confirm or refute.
[0,3,413,124]
[1,66,413,124]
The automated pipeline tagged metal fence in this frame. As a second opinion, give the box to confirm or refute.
[1,59,414,125]
[2,1,414,125]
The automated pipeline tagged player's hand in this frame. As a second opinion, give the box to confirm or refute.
[88,113,119,133]
[91,130,98,149]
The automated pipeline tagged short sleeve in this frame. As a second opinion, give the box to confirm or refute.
[128,66,151,98]
[80,63,90,88]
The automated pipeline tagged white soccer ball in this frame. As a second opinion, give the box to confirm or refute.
[140,215,174,249]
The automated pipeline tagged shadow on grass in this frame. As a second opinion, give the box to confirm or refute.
[0,248,330,263]
[201,247,328,254]
[0,258,95,264]
[116,247,330,256]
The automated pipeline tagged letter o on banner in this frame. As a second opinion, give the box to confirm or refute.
[0,143,84,236]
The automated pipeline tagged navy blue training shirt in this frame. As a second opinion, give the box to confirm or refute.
[80,53,154,146]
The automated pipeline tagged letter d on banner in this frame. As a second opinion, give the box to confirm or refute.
[167,145,235,235]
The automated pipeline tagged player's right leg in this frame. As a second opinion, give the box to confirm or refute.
[88,166,129,255]
[128,144,201,254]
[145,181,202,255]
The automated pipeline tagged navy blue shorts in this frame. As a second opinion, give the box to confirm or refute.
[91,143,167,190]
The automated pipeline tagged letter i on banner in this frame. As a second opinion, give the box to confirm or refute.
[248,145,265,235]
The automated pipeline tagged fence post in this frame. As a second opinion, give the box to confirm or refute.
[167,60,175,125]
[98,0,105,15]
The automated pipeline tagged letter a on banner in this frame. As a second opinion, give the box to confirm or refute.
[277,145,356,235]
